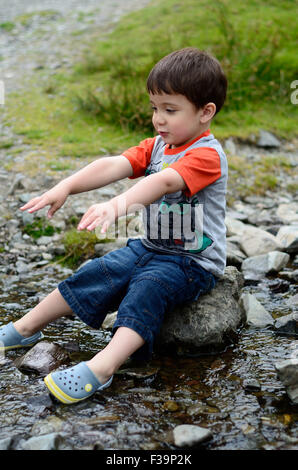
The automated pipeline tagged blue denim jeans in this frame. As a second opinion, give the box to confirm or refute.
[58,238,217,360]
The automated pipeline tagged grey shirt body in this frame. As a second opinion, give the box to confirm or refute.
[140,134,228,278]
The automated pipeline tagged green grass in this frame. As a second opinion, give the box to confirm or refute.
[226,153,295,204]
[72,0,298,137]
[14,10,62,26]
[2,0,297,170]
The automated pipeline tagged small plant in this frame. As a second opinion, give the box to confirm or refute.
[287,182,298,194]
[74,78,152,132]
[255,174,278,192]
[0,22,15,32]
[0,140,14,149]
[22,218,59,239]
[57,228,114,268]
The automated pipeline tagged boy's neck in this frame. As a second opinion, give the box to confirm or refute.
[170,126,211,149]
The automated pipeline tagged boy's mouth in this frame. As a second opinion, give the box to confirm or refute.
[158,131,169,138]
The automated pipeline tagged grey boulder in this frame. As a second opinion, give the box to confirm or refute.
[156,266,245,355]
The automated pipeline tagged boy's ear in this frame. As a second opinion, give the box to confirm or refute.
[200,102,216,122]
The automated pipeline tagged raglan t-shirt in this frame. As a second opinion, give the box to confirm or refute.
[122,130,228,277]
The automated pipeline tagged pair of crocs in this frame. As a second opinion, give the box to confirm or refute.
[0,321,44,351]
[44,362,113,404]
[0,322,113,404]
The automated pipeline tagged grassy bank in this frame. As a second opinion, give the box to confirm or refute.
[2,0,297,166]
[73,0,297,138]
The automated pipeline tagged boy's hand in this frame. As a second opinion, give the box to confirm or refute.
[20,184,70,219]
[78,201,117,233]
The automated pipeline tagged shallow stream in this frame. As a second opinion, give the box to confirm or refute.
[0,261,297,450]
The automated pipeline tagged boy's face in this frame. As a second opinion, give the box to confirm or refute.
[149,92,206,148]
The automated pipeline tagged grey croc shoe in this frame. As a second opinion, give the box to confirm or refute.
[44,361,113,404]
[0,322,44,351]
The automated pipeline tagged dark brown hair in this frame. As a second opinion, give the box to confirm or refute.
[147,47,227,114]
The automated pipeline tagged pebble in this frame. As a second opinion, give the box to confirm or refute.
[243,378,261,392]
[275,359,298,404]
[275,313,298,336]
[173,424,212,447]
[241,293,274,328]
[162,401,179,412]
[257,130,281,148]
[30,416,64,436]
[0,437,13,450]
[241,251,290,281]
[21,432,65,450]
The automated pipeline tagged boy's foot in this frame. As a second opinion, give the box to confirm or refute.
[0,321,44,351]
[44,361,113,404]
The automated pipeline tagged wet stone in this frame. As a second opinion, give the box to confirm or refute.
[0,437,13,450]
[243,378,262,392]
[275,359,298,404]
[116,366,160,381]
[30,416,64,436]
[240,293,274,328]
[21,432,66,450]
[14,341,69,375]
[275,313,298,336]
[25,393,57,415]
[162,400,179,412]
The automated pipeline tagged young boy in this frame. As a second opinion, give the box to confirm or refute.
[0,48,228,404]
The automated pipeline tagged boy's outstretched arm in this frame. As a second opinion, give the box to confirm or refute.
[20,156,133,219]
[78,168,186,233]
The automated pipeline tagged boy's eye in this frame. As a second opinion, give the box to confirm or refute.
[166,109,176,113]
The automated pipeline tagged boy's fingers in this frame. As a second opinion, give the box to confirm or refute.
[78,207,99,229]
[80,215,100,230]
[20,197,41,210]
[87,217,106,232]
[78,207,93,226]
[47,202,60,219]
[27,200,48,213]
[20,196,50,214]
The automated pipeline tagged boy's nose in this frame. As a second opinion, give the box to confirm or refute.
[154,112,166,126]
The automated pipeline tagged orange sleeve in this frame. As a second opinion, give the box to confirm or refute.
[122,137,156,179]
[169,147,221,197]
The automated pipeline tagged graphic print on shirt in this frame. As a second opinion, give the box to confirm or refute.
[144,167,213,253]
[144,160,162,176]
